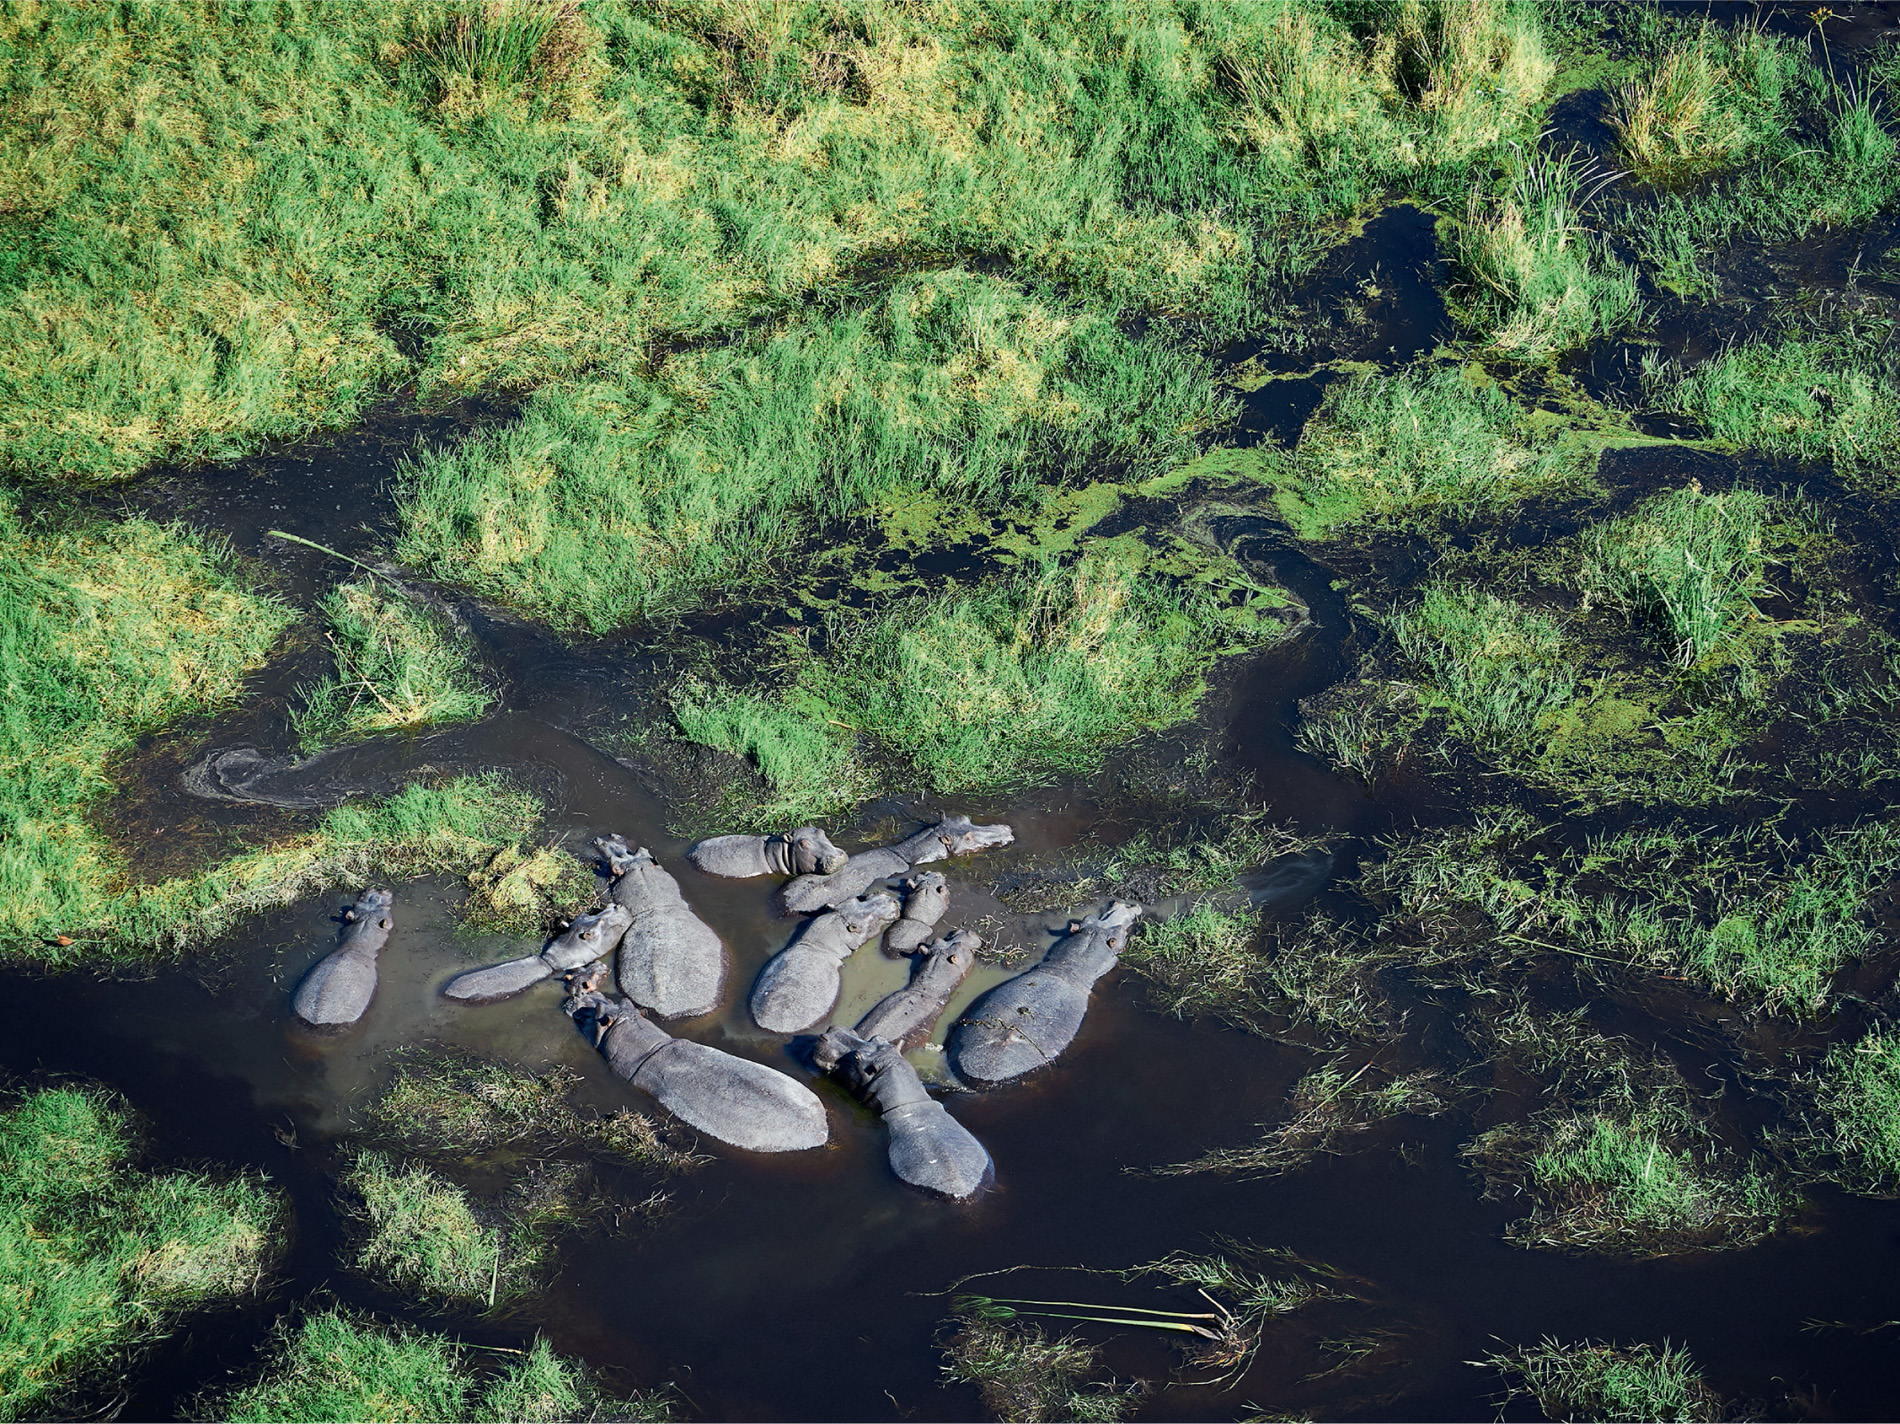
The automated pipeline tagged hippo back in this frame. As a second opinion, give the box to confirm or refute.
[442,954,556,1004]
[292,947,379,1028]
[633,1040,829,1152]
[775,849,907,915]
[748,945,840,1035]
[948,970,1091,1085]
[685,834,773,879]
[883,1098,994,1199]
[617,908,726,1019]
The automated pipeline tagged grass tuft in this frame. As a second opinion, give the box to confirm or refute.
[341,1152,516,1307]
[295,581,492,752]
[940,1314,1136,1424]
[1479,1338,1725,1423]
[1391,584,1577,743]
[1818,1031,1900,1193]
[1577,484,1773,667]
[0,1084,283,1422]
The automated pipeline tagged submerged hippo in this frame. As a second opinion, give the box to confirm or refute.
[884,872,950,956]
[949,901,1142,1086]
[595,836,727,1019]
[749,893,900,1034]
[564,983,828,1152]
[776,816,1014,915]
[686,826,848,879]
[292,889,393,1029]
[813,1026,992,1199]
[855,928,980,1051]
[441,904,633,1004]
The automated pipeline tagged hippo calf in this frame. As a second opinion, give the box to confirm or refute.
[814,1026,992,1199]
[749,893,900,1034]
[776,816,1014,915]
[442,904,633,1004]
[292,889,393,1029]
[949,902,1142,1086]
[687,826,848,879]
[884,872,950,955]
[596,836,727,1019]
[856,928,980,1051]
[564,984,828,1152]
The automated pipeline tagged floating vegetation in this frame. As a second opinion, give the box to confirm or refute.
[940,1313,1139,1424]
[1477,1337,1726,1423]
[0,1083,284,1421]
[363,1054,705,1173]
[295,579,492,752]
[1154,1060,1451,1179]
[462,845,598,936]
[341,1151,524,1308]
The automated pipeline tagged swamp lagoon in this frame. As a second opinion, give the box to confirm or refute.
[4,1,1900,1420]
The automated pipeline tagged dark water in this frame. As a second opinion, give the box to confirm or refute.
[10,199,1900,1423]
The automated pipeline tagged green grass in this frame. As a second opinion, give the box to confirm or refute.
[1268,365,1589,536]
[0,1084,283,1422]
[1121,902,1264,1022]
[940,1314,1135,1424]
[461,845,598,936]
[1818,1031,1900,1192]
[1391,584,1578,743]
[1577,485,1773,667]
[1609,22,1803,186]
[342,1152,515,1307]
[1448,152,1641,360]
[219,1309,674,1423]
[1480,1338,1724,1423]
[1656,335,1900,479]
[295,580,492,751]
[674,547,1277,822]
[0,0,1571,490]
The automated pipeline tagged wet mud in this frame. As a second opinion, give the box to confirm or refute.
[10,166,1900,1422]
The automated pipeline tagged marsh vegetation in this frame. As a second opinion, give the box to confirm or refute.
[3,0,1900,1418]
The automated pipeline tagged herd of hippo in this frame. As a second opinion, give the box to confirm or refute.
[291,816,1143,1200]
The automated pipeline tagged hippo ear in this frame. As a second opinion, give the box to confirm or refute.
[378,917,391,929]
[343,909,357,921]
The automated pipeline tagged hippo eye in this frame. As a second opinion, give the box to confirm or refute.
[580,927,596,939]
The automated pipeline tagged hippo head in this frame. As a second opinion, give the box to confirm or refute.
[547,904,632,960]
[788,826,848,876]
[904,871,948,904]
[839,892,901,938]
[1074,900,1143,948]
[907,815,1014,864]
[561,961,612,995]
[345,887,394,924]
[939,926,982,968]
[593,835,655,878]
[560,985,621,1040]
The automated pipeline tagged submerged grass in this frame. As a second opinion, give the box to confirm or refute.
[0,1084,283,1422]
[295,580,492,752]
[940,1314,1137,1424]
[219,1309,673,1423]
[341,1152,517,1307]
[1268,365,1590,537]
[674,548,1277,823]
[1817,1031,1900,1194]
[1479,1338,1725,1423]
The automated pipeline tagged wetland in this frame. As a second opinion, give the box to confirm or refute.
[4,2,1900,1420]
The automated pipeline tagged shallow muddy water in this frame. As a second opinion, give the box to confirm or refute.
[12,185,1900,1422]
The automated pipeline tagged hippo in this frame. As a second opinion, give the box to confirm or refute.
[595,836,727,1019]
[884,872,950,956]
[855,928,980,1051]
[748,893,900,1034]
[563,983,828,1152]
[441,904,633,1004]
[292,889,393,1028]
[775,816,1014,915]
[686,826,848,879]
[813,1026,992,1199]
[949,901,1142,1086]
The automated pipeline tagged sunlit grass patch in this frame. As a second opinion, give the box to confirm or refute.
[461,845,597,936]
[397,273,1226,630]
[0,1084,283,1421]
[1577,484,1773,667]
[1449,154,1640,359]
[1271,365,1588,537]
[1356,0,1555,164]
[1817,1031,1900,1192]
[342,1152,514,1307]
[295,580,492,752]
[1392,584,1577,743]
[674,548,1277,823]
[1465,1067,1789,1255]
[1655,335,1900,479]
[1479,1338,1725,1423]
[218,1308,674,1423]
[1610,24,1796,185]
[1121,902,1264,1023]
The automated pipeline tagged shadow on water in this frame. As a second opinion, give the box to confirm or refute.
[10,195,1900,1422]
